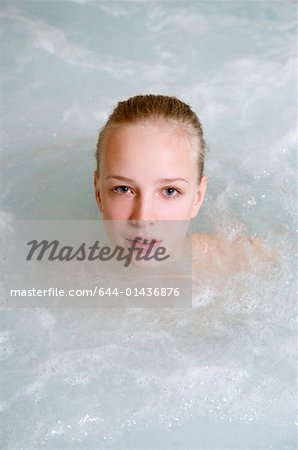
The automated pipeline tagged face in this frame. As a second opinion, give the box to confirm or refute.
[94,122,207,263]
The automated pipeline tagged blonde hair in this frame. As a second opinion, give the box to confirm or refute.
[95,94,207,181]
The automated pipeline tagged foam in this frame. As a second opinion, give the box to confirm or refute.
[1,0,296,448]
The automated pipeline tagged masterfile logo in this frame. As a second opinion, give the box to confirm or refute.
[26,237,170,267]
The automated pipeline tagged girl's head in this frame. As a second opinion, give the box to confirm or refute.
[96,94,207,181]
[93,94,208,260]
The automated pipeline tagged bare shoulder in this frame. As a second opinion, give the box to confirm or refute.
[247,236,278,262]
[191,232,277,273]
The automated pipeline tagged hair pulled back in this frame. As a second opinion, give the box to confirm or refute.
[95,94,207,180]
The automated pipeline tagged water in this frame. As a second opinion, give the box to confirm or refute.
[0,1,297,448]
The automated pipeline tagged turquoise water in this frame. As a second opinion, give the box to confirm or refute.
[0,1,297,449]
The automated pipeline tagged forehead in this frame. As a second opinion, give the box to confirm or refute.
[103,122,195,159]
[101,123,198,182]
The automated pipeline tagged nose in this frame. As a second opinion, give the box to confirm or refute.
[129,194,155,223]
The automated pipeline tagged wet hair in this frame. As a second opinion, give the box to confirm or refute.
[95,94,207,181]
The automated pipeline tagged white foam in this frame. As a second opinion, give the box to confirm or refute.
[1,1,296,447]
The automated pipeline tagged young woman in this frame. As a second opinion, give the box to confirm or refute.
[93,94,270,273]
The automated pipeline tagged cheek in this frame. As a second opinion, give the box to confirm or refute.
[160,195,196,218]
[102,195,131,220]
[103,221,128,248]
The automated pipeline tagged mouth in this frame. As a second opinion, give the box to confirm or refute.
[126,237,162,251]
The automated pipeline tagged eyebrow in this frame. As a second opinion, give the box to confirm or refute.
[105,176,189,184]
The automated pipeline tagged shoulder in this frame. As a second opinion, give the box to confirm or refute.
[191,232,277,272]
[191,232,240,257]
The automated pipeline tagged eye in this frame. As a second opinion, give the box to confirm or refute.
[114,185,132,194]
[163,187,181,197]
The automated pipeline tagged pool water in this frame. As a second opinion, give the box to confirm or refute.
[0,1,297,448]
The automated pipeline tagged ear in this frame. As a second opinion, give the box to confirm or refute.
[93,170,103,213]
[191,175,208,219]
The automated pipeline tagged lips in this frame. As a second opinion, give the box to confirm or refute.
[126,237,162,250]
